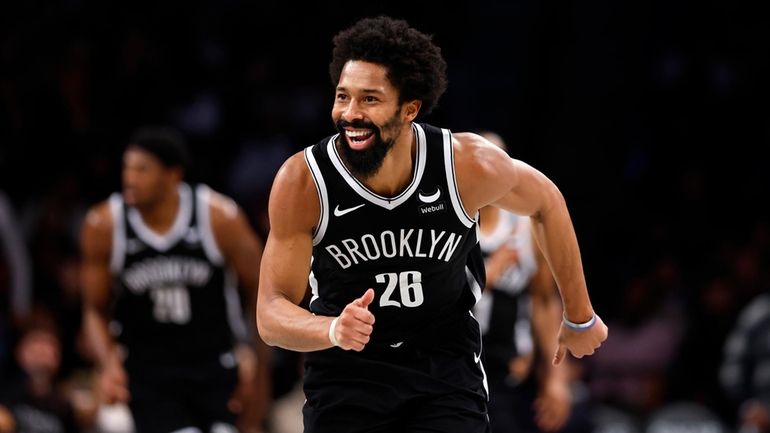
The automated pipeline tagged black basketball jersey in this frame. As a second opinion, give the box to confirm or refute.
[108,183,246,365]
[304,123,486,349]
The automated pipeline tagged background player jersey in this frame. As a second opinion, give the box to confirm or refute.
[304,123,486,350]
[473,212,539,388]
[108,183,247,365]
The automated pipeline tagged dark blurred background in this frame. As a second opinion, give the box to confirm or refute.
[1,1,769,432]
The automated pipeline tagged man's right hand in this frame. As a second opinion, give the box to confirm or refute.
[553,314,608,365]
[99,358,130,404]
[332,289,376,352]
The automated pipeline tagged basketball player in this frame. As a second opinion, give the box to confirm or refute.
[473,132,573,433]
[257,16,608,433]
[80,127,267,433]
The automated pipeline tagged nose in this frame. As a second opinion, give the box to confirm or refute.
[341,99,364,123]
[122,167,137,186]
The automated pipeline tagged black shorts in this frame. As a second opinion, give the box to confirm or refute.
[302,312,490,433]
[125,351,239,433]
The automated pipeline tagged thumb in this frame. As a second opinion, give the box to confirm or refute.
[553,343,567,366]
[357,288,375,309]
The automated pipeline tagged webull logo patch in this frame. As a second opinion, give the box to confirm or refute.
[418,201,446,215]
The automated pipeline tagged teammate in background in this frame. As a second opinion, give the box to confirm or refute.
[474,131,574,433]
[257,16,607,433]
[80,127,269,433]
[720,290,770,433]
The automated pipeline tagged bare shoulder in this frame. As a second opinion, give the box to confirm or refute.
[203,187,265,264]
[206,187,242,225]
[83,200,113,236]
[453,132,516,181]
[81,200,113,255]
[453,132,504,157]
[205,187,254,246]
[273,150,317,193]
[452,132,518,212]
[269,151,319,236]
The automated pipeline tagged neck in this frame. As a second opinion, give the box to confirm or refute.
[138,183,181,234]
[361,124,416,197]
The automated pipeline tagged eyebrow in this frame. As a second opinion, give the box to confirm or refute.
[336,86,385,95]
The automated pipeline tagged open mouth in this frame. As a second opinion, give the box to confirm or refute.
[345,129,375,150]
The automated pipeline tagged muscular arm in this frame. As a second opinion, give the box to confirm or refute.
[80,203,120,368]
[257,152,374,352]
[80,203,129,403]
[256,153,336,351]
[209,193,264,327]
[454,132,607,359]
[530,234,565,372]
[209,191,270,432]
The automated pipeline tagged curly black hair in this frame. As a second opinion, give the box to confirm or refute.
[329,16,448,117]
[128,126,191,172]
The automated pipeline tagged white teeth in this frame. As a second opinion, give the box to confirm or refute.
[346,130,371,138]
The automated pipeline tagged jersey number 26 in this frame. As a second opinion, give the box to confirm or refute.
[376,271,424,308]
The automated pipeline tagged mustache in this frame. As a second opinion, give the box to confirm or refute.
[335,119,378,132]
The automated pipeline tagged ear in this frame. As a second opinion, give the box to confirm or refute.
[403,100,422,121]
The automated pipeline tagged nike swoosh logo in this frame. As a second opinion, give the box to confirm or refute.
[333,203,365,217]
[390,342,404,348]
[473,352,481,364]
[418,188,441,203]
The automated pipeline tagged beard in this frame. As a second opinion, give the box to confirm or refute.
[335,114,402,179]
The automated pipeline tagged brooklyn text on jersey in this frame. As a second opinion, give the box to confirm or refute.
[325,228,464,269]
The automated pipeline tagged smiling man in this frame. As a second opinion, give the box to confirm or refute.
[257,16,608,433]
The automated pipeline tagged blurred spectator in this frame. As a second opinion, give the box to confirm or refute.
[669,270,740,422]
[0,307,80,433]
[645,401,728,433]
[584,258,686,417]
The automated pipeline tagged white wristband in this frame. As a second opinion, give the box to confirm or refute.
[563,313,597,332]
[328,317,340,347]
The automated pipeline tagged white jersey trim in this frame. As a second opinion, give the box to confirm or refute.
[469,311,490,400]
[308,256,320,310]
[196,185,225,265]
[326,123,427,210]
[479,212,537,295]
[169,428,201,433]
[466,265,483,305]
[304,147,329,246]
[443,129,475,228]
[211,423,239,433]
[126,183,193,252]
[109,193,126,273]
